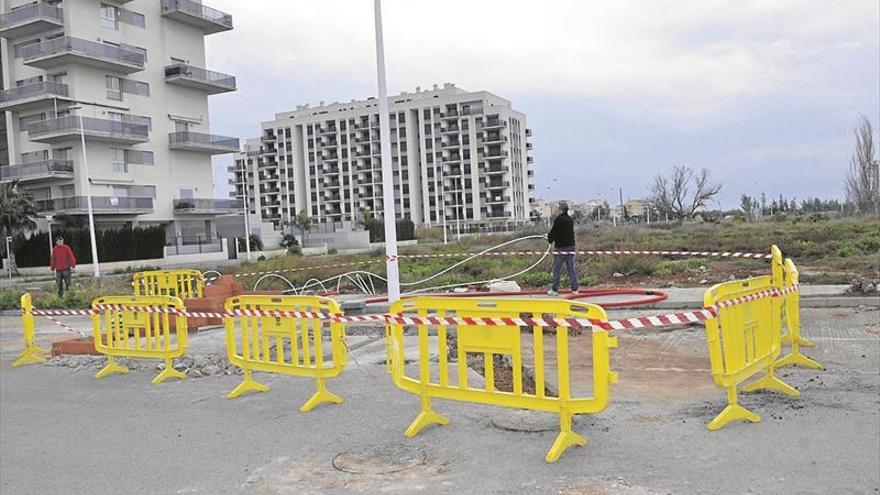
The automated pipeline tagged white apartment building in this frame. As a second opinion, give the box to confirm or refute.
[231,83,534,231]
[0,0,240,245]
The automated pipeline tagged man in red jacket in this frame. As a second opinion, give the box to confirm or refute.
[50,236,76,297]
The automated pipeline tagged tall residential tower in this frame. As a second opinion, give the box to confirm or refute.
[0,0,240,243]
[231,83,534,231]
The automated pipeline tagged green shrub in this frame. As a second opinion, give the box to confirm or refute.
[520,271,552,288]
[287,246,302,256]
[0,290,22,310]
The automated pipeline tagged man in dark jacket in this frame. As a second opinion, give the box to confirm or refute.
[50,236,76,297]
[546,202,578,295]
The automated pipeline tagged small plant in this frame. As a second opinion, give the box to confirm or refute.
[280,233,299,248]
[287,246,302,256]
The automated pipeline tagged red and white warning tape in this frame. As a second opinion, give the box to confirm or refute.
[25,285,796,331]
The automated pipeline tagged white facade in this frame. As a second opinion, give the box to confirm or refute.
[231,83,535,230]
[0,0,239,242]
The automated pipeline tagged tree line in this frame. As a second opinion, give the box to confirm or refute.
[646,115,878,221]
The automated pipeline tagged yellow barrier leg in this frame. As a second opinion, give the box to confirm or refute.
[11,345,50,368]
[742,365,800,397]
[300,377,344,413]
[546,409,587,463]
[151,358,186,384]
[708,386,761,431]
[776,350,821,369]
[781,331,814,348]
[95,356,129,380]
[226,368,269,399]
[404,396,449,437]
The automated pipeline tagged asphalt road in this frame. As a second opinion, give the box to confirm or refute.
[0,308,878,495]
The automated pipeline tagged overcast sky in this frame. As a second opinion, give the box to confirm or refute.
[205,0,879,208]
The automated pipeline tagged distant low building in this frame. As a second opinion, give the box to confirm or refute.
[624,199,648,218]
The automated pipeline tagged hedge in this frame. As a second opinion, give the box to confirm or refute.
[13,225,166,267]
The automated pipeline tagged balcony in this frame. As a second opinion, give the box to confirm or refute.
[173,198,243,215]
[21,36,144,73]
[482,149,509,160]
[0,3,64,39]
[164,63,236,94]
[0,81,71,112]
[34,196,154,215]
[525,128,532,137]
[0,160,74,183]
[483,134,508,145]
[28,116,149,144]
[483,119,507,130]
[169,131,239,154]
[161,0,232,34]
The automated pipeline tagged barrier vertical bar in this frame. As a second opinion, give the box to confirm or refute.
[12,293,50,368]
[776,258,821,369]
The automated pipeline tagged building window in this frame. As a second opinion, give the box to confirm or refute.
[111,148,127,173]
[19,113,45,130]
[100,4,119,29]
[106,76,122,100]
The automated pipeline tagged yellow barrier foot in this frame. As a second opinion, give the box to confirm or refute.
[782,332,814,348]
[743,374,800,397]
[226,378,270,399]
[707,404,761,431]
[404,410,450,437]
[300,389,344,413]
[545,431,587,463]
[151,367,186,385]
[95,359,129,380]
[11,350,48,368]
[775,352,821,369]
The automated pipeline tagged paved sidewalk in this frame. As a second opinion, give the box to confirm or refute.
[1,305,878,494]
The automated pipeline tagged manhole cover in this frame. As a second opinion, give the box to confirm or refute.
[332,444,425,474]
[491,409,558,432]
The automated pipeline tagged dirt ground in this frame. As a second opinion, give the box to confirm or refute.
[0,307,878,494]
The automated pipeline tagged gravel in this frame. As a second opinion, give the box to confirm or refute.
[46,353,243,377]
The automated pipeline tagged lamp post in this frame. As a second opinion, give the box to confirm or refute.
[46,215,54,257]
[373,0,400,302]
[70,107,100,277]
[239,161,251,260]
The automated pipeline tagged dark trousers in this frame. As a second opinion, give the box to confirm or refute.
[551,246,578,291]
[55,269,72,297]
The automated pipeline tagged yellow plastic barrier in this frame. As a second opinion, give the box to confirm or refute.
[224,295,347,412]
[776,258,821,369]
[386,296,618,463]
[91,295,188,384]
[12,293,49,368]
[133,269,204,300]
[703,275,799,430]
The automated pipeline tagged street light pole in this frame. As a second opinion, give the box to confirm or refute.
[241,161,252,261]
[373,0,400,302]
[79,114,100,277]
[46,215,54,257]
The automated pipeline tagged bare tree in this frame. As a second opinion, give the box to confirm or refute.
[845,115,880,214]
[649,165,722,220]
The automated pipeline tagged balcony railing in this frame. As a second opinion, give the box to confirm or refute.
[0,81,69,110]
[0,3,64,38]
[21,36,144,72]
[164,63,236,94]
[161,0,233,34]
[0,160,74,182]
[169,131,239,154]
[27,116,149,143]
[173,198,243,214]
[34,196,154,214]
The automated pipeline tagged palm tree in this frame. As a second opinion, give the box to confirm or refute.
[0,180,38,265]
